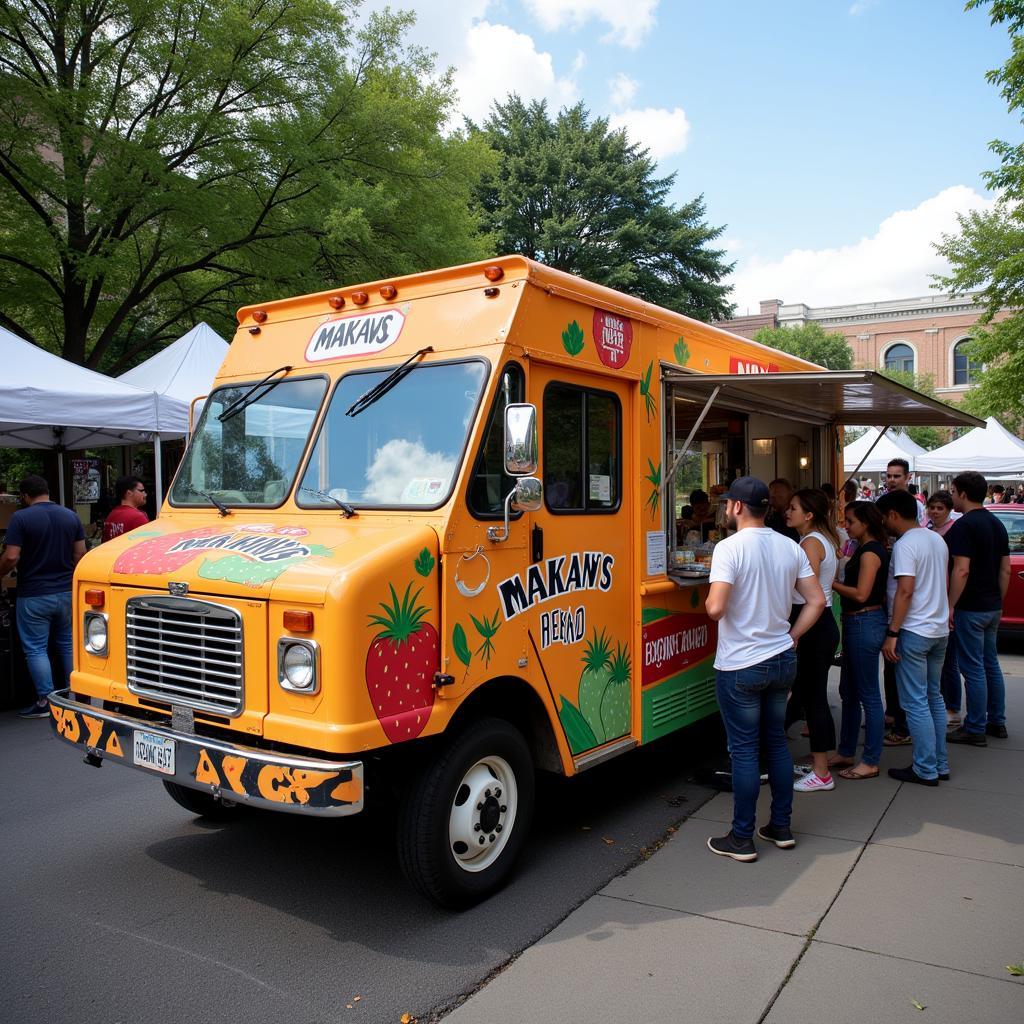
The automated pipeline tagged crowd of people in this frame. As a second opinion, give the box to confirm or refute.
[2,474,149,718]
[704,463,1012,863]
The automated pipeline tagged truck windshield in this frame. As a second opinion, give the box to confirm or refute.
[298,359,487,508]
[170,376,326,507]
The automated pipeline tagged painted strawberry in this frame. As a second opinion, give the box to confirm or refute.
[113,526,226,575]
[365,582,438,743]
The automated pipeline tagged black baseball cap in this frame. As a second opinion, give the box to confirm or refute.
[720,476,770,509]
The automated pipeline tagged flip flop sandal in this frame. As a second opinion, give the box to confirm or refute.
[838,766,879,780]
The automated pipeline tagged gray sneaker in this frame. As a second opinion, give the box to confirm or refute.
[17,700,49,719]
[757,823,797,849]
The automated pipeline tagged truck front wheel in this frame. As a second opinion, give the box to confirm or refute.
[398,717,535,908]
[162,781,243,821]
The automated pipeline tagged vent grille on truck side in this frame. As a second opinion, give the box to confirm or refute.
[126,596,244,717]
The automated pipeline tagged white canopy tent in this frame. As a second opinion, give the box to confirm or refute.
[916,416,1024,477]
[0,326,180,504]
[843,427,924,474]
[117,322,229,503]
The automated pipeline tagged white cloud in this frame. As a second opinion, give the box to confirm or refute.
[849,1,879,14]
[728,186,996,314]
[365,439,456,503]
[608,72,638,109]
[522,0,660,48]
[454,21,579,123]
[607,106,690,161]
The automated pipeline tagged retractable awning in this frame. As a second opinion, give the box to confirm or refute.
[660,368,983,429]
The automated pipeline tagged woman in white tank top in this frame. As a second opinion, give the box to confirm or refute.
[786,489,842,792]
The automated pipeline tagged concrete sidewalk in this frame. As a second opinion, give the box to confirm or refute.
[444,650,1024,1024]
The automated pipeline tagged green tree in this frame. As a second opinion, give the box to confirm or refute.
[0,1,492,370]
[934,0,1024,430]
[470,97,735,322]
[752,322,853,369]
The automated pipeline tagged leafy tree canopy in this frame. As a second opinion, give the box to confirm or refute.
[0,0,493,369]
[752,322,853,369]
[934,0,1024,430]
[470,97,735,322]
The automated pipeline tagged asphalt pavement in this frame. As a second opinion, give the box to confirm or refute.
[1,697,724,1024]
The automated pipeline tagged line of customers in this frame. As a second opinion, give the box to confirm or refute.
[703,468,1010,863]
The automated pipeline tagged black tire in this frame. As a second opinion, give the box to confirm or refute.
[397,717,535,908]
[162,780,243,821]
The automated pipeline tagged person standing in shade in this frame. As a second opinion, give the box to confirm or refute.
[704,477,826,862]
[0,476,86,717]
[766,478,800,542]
[876,490,951,786]
[831,501,890,780]
[786,489,841,792]
[946,471,1011,745]
[102,476,150,542]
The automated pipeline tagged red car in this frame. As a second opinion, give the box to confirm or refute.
[989,504,1024,633]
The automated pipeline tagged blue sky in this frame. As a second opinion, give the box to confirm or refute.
[362,1,1017,312]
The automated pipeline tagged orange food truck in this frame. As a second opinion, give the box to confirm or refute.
[47,256,979,905]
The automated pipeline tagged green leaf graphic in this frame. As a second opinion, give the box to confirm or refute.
[644,458,661,518]
[640,360,656,422]
[673,337,690,366]
[559,697,598,754]
[453,623,472,667]
[561,320,585,356]
[414,547,435,577]
[470,609,502,667]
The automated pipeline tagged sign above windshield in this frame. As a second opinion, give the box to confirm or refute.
[305,309,406,362]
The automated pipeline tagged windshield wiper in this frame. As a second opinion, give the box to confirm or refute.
[196,490,231,517]
[219,365,293,423]
[345,347,433,418]
[300,486,357,518]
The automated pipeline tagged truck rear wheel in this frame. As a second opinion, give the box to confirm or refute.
[398,717,535,908]
[162,781,243,821]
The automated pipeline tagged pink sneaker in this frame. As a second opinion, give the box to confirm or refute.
[793,772,834,793]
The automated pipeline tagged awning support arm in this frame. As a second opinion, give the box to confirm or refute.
[662,386,721,502]
[842,425,891,490]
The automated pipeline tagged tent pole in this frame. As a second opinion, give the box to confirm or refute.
[154,435,163,515]
[842,425,891,491]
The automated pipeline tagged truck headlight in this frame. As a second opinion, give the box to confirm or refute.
[84,612,108,656]
[278,639,319,693]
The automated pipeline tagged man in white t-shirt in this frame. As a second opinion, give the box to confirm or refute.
[704,476,826,862]
[877,489,950,786]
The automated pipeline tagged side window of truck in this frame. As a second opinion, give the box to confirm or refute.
[543,383,620,513]
[468,363,525,517]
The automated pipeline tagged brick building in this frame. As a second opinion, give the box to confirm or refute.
[719,294,1011,402]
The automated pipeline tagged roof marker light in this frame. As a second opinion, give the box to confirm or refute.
[484,266,504,282]
[329,296,345,310]
[252,310,268,323]
[351,291,368,306]
[379,284,397,300]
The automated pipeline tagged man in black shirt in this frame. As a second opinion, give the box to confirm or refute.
[0,476,85,717]
[945,471,1011,745]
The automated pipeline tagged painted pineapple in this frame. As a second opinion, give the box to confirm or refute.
[578,628,613,744]
[599,643,631,740]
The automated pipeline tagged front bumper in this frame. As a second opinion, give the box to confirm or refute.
[48,689,363,817]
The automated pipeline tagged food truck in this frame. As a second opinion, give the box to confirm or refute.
[47,256,980,905]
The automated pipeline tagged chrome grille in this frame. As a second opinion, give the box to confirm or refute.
[126,596,244,717]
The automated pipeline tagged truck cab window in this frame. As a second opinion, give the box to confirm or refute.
[543,383,620,513]
[468,363,525,517]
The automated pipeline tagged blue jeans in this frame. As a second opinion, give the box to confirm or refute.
[940,640,961,713]
[838,609,886,766]
[15,592,73,700]
[894,629,949,781]
[953,609,1006,733]
[716,648,797,840]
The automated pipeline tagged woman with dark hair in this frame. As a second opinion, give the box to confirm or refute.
[786,489,842,791]
[831,501,890,780]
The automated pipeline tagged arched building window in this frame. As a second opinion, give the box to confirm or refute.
[884,343,915,374]
[953,338,982,386]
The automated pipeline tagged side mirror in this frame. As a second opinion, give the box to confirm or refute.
[504,403,538,476]
[511,476,542,513]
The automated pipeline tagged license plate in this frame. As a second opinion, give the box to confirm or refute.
[133,730,176,775]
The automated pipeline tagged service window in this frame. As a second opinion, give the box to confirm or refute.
[543,383,620,513]
[468,363,526,517]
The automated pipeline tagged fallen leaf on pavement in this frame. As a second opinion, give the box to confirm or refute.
[1006,963,1024,976]
[910,998,926,1011]
[602,836,615,845]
